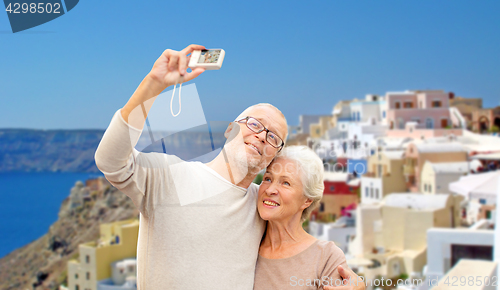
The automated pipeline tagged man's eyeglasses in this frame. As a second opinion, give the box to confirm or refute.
[237,116,284,151]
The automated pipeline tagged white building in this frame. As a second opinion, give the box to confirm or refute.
[315,122,387,164]
[420,160,482,194]
[449,171,499,225]
[416,169,500,290]
[97,258,137,290]
[350,94,387,125]
[309,214,357,254]
[348,193,461,289]
[425,224,494,282]
[361,151,406,205]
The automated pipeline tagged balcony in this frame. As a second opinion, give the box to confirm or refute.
[363,172,391,178]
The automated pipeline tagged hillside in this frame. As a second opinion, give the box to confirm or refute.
[0,177,138,290]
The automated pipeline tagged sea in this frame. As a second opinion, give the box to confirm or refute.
[0,172,103,259]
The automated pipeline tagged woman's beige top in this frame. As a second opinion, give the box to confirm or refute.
[254,240,348,289]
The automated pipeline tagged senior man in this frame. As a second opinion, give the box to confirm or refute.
[95,44,365,290]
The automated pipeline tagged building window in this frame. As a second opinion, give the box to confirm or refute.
[319,202,325,212]
[365,187,369,197]
[375,189,379,199]
[404,102,413,108]
[398,118,405,129]
[370,188,374,198]
[432,101,442,108]
[382,111,386,118]
[85,255,90,264]
[441,118,448,128]
[479,198,487,205]
[424,184,428,192]
[426,118,434,129]
[357,112,361,121]
[75,285,79,290]
[330,186,335,192]
[395,102,401,109]
[86,272,90,280]
[429,185,432,192]
[75,273,78,279]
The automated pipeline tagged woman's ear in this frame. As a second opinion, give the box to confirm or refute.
[301,198,313,210]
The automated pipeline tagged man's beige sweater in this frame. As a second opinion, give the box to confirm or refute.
[95,109,265,289]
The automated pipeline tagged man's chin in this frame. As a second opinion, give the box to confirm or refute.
[225,145,264,173]
[243,158,256,168]
[248,165,263,175]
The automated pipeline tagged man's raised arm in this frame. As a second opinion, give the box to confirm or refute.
[93,45,205,212]
[95,44,206,168]
[121,44,206,129]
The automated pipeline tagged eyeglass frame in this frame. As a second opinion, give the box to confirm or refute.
[236,116,285,152]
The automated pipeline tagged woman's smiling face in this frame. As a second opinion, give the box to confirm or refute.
[257,158,312,223]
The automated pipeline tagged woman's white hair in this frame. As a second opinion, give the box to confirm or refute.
[273,145,324,222]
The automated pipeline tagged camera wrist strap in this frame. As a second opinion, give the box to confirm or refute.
[170,82,182,117]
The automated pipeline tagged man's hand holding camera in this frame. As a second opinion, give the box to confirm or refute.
[148,44,206,89]
[121,44,206,128]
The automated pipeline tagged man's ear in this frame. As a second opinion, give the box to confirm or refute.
[224,122,235,139]
[225,122,242,139]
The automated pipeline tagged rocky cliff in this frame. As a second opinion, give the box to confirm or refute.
[0,177,138,290]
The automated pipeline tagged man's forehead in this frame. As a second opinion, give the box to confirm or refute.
[247,107,287,135]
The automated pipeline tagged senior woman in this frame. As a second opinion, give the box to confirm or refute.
[254,145,352,289]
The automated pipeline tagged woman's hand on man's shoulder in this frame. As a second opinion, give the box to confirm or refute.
[323,265,365,290]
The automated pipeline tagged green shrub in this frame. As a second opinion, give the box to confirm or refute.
[253,173,263,185]
[489,125,499,133]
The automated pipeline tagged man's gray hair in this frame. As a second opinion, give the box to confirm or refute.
[274,145,324,222]
[234,103,288,143]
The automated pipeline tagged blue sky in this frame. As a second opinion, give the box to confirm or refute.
[1,0,499,129]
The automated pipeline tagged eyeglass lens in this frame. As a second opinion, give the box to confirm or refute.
[247,118,282,147]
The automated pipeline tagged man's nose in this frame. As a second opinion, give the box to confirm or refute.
[254,130,267,143]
